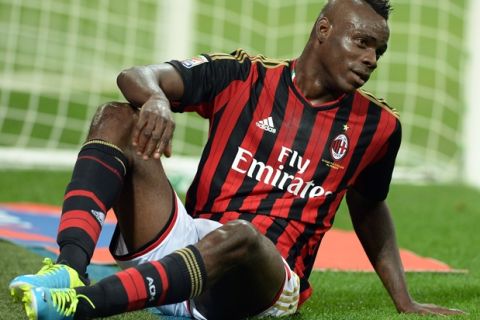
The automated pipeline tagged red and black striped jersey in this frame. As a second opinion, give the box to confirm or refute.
[168,49,401,302]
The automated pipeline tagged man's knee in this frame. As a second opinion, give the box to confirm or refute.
[88,101,137,147]
[196,219,285,312]
[224,220,262,254]
[201,220,265,265]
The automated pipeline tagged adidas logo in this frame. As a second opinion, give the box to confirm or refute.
[90,209,106,225]
[256,116,276,133]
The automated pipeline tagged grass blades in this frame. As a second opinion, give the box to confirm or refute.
[0,170,479,319]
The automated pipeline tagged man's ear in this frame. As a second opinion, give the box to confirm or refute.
[315,17,332,43]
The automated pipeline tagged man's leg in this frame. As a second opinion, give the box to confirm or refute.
[58,101,173,275]
[21,102,286,319]
[9,102,140,297]
[51,219,285,320]
[9,102,173,292]
[84,102,173,255]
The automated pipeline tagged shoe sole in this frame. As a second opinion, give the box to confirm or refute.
[10,283,33,302]
[21,289,38,320]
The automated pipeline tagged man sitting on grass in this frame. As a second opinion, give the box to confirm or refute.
[9,0,464,319]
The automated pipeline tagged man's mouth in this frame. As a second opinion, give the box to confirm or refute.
[352,70,369,83]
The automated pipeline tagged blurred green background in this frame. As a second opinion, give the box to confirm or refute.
[0,0,469,181]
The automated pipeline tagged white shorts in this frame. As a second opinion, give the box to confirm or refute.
[110,194,300,319]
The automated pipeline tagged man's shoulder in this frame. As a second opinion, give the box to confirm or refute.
[208,49,290,69]
[356,89,400,120]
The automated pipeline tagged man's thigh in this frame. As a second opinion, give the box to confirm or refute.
[110,193,220,266]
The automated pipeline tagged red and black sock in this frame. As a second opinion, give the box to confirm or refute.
[57,140,128,278]
[75,245,207,318]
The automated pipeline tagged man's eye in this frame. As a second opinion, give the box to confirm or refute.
[355,38,368,48]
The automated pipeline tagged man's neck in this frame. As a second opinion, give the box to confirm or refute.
[294,56,344,105]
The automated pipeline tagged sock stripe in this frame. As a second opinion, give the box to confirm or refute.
[82,139,128,175]
[127,268,148,311]
[114,156,127,176]
[83,139,124,154]
[175,249,196,297]
[176,248,203,297]
[116,268,148,311]
[64,190,107,213]
[151,261,169,304]
[187,245,207,297]
[188,248,203,297]
[78,155,123,181]
[58,210,101,242]
[185,249,202,297]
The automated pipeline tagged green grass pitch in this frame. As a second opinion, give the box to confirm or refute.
[0,169,479,319]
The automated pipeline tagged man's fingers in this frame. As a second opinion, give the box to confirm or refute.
[402,302,467,316]
[162,122,175,158]
[417,304,466,316]
[132,113,148,146]
[137,121,156,155]
[143,120,166,159]
[133,99,175,159]
[151,122,174,159]
[435,308,466,315]
[427,304,466,315]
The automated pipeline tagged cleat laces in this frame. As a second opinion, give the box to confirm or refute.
[47,289,95,317]
[35,258,70,287]
[37,258,62,275]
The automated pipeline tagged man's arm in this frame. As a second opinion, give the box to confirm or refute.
[116,64,184,159]
[346,187,464,315]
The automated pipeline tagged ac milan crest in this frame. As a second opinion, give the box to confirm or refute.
[330,134,349,160]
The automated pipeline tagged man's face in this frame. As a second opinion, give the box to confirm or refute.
[319,4,390,93]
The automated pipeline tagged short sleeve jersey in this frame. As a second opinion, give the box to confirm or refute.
[168,49,401,302]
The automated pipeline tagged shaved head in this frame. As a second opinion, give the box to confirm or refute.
[320,0,392,21]
[308,0,391,45]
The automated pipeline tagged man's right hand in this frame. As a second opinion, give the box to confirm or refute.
[132,95,175,160]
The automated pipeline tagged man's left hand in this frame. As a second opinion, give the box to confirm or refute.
[399,301,465,316]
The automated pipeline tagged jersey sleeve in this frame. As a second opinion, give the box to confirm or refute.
[352,119,402,201]
[167,50,252,118]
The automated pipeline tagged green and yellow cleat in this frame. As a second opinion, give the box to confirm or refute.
[9,258,86,302]
[22,287,94,320]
